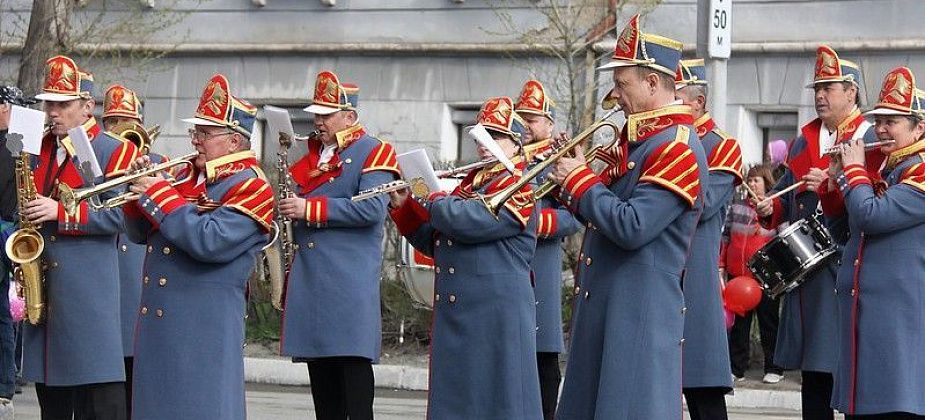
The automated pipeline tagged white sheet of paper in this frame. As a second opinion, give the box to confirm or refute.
[396,149,440,193]
[67,126,103,179]
[263,105,295,141]
[8,105,45,155]
[465,124,515,173]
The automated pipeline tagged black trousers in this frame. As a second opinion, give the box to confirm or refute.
[36,381,126,420]
[801,370,834,420]
[846,414,925,419]
[728,293,782,377]
[123,357,134,419]
[683,387,728,420]
[536,352,560,420]
[307,357,374,420]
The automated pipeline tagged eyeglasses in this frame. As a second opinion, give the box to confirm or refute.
[188,128,235,141]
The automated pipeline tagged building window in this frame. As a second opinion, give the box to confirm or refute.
[450,107,480,165]
[757,112,798,160]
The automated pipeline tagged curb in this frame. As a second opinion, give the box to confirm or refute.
[245,357,800,410]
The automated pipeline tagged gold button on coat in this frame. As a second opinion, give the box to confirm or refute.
[48,235,56,242]
[156,309,164,317]
[585,257,592,266]
[143,276,150,285]
[435,294,440,302]
[162,246,171,255]
[448,294,457,303]
[147,245,153,253]
[307,242,315,249]
[448,267,455,274]
[120,245,127,252]
[435,267,441,274]
[627,161,636,170]
[158,278,167,287]
[446,240,453,246]
[140,307,148,315]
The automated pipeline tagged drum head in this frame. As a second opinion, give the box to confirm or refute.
[400,237,435,310]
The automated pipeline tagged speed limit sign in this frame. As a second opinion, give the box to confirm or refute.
[708,0,731,58]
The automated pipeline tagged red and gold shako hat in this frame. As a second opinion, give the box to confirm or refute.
[514,80,556,121]
[598,14,683,76]
[865,67,925,117]
[102,84,143,121]
[675,59,708,90]
[304,71,359,115]
[807,45,863,88]
[34,55,94,102]
[182,74,257,137]
[477,97,527,140]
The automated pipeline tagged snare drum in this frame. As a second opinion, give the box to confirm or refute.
[747,214,837,298]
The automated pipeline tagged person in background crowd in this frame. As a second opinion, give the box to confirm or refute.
[721,163,784,384]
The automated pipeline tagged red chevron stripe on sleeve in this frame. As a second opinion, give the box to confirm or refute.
[536,208,557,238]
[639,139,700,207]
[843,164,871,188]
[147,180,186,215]
[222,177,275,232]
[708,138,743,184]
[900,163,925,193]
[562,165,600,201]
[363,141,401,176]
[304,196,328,226]
[105,140,139,178]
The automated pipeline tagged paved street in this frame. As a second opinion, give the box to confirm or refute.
[8,383,843,419]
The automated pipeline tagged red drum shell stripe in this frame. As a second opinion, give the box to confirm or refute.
[638,127,700,207]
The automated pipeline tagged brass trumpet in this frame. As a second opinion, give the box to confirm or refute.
[59,152,199,216]
[482,116,620,215]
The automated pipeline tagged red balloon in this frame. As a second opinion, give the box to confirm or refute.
[723,276,763,317]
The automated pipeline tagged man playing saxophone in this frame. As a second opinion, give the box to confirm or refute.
[278,70,399,420]
[0,85,33,417]
[21,55,137,420]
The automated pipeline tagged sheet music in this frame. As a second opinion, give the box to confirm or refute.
[68,126,103,180]
[465,124,515,173]
[264,105,295,141]
[8,105,44,155]
[396,149,440,193]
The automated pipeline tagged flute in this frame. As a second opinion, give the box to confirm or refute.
[824,140,894,156]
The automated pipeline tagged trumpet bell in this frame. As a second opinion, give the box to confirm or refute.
[109,122,161,154]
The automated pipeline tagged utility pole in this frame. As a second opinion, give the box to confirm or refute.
[696,0,732,128]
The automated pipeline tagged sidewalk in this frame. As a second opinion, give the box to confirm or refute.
[244,357,803,411]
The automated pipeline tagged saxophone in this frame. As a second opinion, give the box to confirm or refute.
[4,151,47,325]
[263,131,299,311]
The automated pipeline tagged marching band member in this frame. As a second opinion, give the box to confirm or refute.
[388,96,541,419]
[101,83,159,418]
[548,15,707,419]
[514,79,581,420]
[124,74,272,420]
[755,46,881,420]
[24,55,137,420]
[830,66,925,419]
[675,58,743,419]
[278,71,400,420]
[0,86,33,416]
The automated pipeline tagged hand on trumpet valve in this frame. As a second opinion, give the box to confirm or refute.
[279,197,307,220]
[801,168,828,193]
[388,187,410,210]
[129,155,153,174]
[23,194,58,223]
[548,141,587,186]
[839,138,866,167]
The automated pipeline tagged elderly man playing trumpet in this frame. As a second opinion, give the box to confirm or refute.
[122,74,272,420]
[546,15,708,419]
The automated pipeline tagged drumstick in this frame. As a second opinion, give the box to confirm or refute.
[760,181,806,204]
[741,182,760,201]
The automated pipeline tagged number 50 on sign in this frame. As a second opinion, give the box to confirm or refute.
[709,0,732,58]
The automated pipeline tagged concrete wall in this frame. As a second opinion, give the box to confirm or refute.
[2,0,923,166]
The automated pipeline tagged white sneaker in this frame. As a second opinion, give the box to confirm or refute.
[0,397,14,420]
[762,372,783,384]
